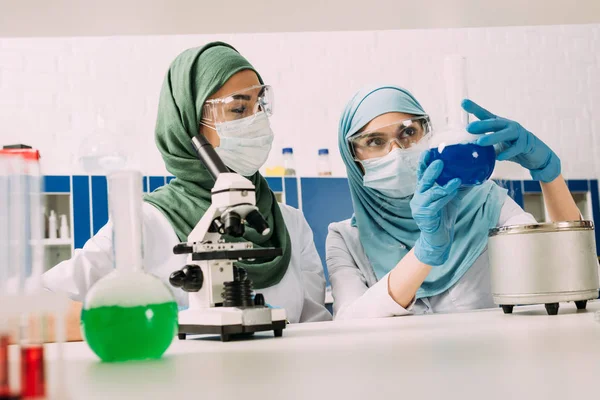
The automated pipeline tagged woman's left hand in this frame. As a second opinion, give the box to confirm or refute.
[462,99,561,183]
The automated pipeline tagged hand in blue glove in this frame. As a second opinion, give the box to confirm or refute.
[462,99,561,183]
[411,152,461,266]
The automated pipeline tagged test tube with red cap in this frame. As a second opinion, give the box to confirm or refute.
[0,153,25,399]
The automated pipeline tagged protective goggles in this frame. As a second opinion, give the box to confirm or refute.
[201,84,273,128]
[349,115,432,160]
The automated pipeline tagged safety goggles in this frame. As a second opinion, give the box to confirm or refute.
[201,84,273,129]
[349,116,432,160]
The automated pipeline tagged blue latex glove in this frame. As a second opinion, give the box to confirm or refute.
[411,153,462,266]
[462,99,561,183]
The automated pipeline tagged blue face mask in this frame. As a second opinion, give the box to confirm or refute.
[361,148,422,198]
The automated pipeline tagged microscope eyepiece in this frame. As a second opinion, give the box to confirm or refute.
[191,134,229,180]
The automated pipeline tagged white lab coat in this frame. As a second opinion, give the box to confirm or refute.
[43,202,332,323]
[326,196,537,320]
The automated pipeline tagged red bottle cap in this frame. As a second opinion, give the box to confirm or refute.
[0,149,41,161]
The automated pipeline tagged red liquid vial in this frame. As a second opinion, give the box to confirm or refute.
[0,334,9,398]
[20,345,44,399]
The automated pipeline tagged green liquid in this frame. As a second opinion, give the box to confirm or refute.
[81,302,178,362]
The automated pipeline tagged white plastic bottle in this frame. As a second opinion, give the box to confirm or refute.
[48,210,57,239]
[317,149,332,176]
[59,214,69,240]
[282,148,296,176]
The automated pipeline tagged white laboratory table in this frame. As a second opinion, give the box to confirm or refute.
[38,301,600,400]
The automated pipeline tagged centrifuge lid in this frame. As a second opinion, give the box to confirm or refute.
[489,220,594,237]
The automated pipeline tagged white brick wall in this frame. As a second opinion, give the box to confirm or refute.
[0,24,599,179]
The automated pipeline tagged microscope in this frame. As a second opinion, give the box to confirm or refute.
[168,134,287,342]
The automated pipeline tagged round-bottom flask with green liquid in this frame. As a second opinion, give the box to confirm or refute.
[80,170,178,362]
[81,271,178,362]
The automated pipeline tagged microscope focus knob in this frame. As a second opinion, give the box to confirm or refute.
[169,270,186,288]
[169,265,204,292]
[173,243,193,255]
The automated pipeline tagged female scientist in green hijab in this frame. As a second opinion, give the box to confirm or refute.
[43,42,331,340]
[326,85,581,320]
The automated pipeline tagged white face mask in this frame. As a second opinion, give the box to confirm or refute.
[361,147,422,198]
[214,112,274,177]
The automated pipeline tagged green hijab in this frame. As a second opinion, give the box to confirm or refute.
[144,42,291,289]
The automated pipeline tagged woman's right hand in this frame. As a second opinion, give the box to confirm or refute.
[410,152,461,266]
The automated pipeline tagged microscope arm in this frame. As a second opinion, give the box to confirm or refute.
[187,204,220,243]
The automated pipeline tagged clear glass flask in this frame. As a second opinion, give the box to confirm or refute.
[77,116,128,174]
[80,170,178,362]
[428,55,496,186]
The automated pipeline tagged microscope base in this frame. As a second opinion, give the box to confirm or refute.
[178,320,286,342]
[176,307,287,342]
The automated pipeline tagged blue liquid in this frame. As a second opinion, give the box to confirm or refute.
[429,143,496,186]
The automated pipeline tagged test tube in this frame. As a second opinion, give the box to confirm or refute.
[7,155,26,297]
[443,55,469,129]
[0,332,8,398]
[20,151,47,399]
[0,156,8,293]
[0,155,11,398]
[25,154,45,292]
[1,153,26,399]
